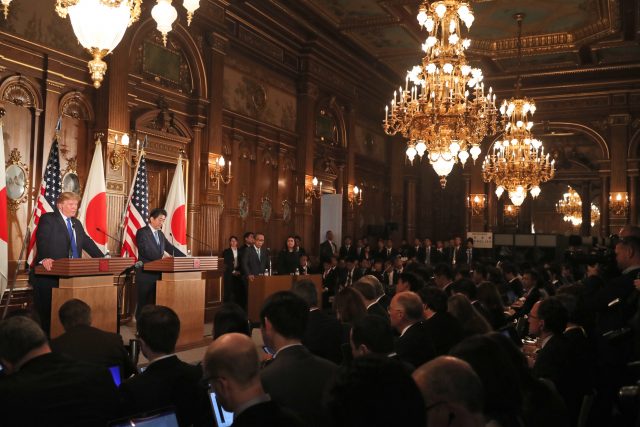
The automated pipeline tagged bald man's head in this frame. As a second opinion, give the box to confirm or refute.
[203,333,259,387]
[412,356,484,413]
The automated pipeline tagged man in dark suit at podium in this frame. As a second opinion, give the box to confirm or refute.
[135,208,186,321]
[31,192,105,336]
[241,232,269,282]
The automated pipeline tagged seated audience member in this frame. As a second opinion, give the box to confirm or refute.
[0,316,119,426]
[501,262,524,303]
[418,286,464,355]
[260,291,337,426]
[476,282,508,330]
[212,302,251,339]
[390,291,436,368]
[292,279,343,364]
[50,298,135,379]
[353,278,389,320]
[412,356,485,427]
[454,264,472,281]
[326,355,426,427]
[350,315,396,359]
[510,269,545,319]
[447,294,492,338]
[334,287,367,325]
[472,263,488,286]
[203,333,303,427]
[396,271,425,294]
[119,305,213,427]
[367,274,391,310]
[339,257,361,288]
[433,263,455,295]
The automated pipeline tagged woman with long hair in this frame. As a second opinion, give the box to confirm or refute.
[448,294,492,337]
[277,235,300,275]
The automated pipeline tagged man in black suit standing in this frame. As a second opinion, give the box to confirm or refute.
[203,333,303,427]
[222,235,242,303]
[450,236,464,266]
[31,191,105,335]
[319,230,338,264]
[260,291,337,426]
[339,235,357,259]
[50,298,135,378]
[0,316,120,426]
[241,232,269,281]
[119,305,213,427]
[135,208,186,321]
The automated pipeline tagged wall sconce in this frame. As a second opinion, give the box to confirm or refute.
[210,154,232,187]
[348,184,363,207]
[609,191,629,216]
[504,204,519,218]
[468,194,486,216]
[305,175,322,201]
[109,133,130,171]
[1,0,12,19]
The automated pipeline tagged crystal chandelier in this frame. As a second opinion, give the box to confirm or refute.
[56,0,142,88]
[556,186,582,226]
[152,0,200,46]
[383,0,498,188]
[482,13,554,206]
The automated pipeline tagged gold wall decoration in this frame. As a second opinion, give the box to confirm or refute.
[261,196,272,223]
[5,147,29,211]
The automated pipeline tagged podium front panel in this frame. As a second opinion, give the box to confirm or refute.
[247,276,293,323]
[51,284,117,338]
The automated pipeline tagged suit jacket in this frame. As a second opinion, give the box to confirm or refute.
[119,355,213,427]
[423,311,464,356]
[408,246,425,263]
[395,321,437,368]
[302,309,344,364]
[450,246,464,265]
[242,245,270,277]
[222,247,241,276]
[136,225,186,264]
[0,352,119,427]
[338,267,362,287]
[463,247,477,265]
[50,324,135,378]
[232,400,304,427]
[261,345,337,427]
[277,250,301,275]
[319,240,337,264]
[35,211,104,263]
[338,245,357,260]
[367,301,390,321]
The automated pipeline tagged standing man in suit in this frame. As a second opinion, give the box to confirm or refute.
[319,230,338,264]
[222,235,241,303]
[423,238,434,266]
[450,236,464,266]
[464,238,477,266]
[135,208,186,321]
[31,191,105,335]
[241,232,269,281]
[339,236,357,259]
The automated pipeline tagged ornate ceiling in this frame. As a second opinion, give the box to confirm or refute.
[298,0,640,79]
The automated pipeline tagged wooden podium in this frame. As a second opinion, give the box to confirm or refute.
[35,258,134,338]
[247,274,323,323]
[143,257,219,347]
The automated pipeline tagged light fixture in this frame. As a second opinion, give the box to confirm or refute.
[591,204,600,227]
[151,0,177,46]
[348,184,363,207]
[468,194,486,216]
[482,13,554,206]
[383,0,498,188]
[56,0,142,89]
[609,192,629,216]
[109,132,130,171]
[1,0,11,19]
[556,186,582,226]
[182,0,199,26]
[305,175,322,201]
[210,154,232,187]
[504,204,519,218]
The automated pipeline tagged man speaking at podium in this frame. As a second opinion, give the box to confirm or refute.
[135,208,186,321]
[32,192,105,336]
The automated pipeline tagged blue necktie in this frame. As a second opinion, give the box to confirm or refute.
[66,218,79,258]
[154,231,160,247]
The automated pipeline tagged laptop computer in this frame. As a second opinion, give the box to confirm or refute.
[109,409,179,427]
[210,391,234,427]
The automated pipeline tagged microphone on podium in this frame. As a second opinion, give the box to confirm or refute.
[186,233,214,257]
[96,227,123,246]
[120,260,143,276]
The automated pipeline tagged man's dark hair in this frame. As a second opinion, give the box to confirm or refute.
[455,264,471,279]
[618,236,640,256]
[292,279,318,307]
[351,315,394,354]
[547,263,562,279]
[451,279,477,300]
[501,262,519,276]
[522,269,541,288]
[59,298,91,330]
[0,316,48,365]
[260,291,308,339]
[466,237,474,245]
[149,208,167,219]
[352,280,376,301]
[137,305,180,354]
[433,263,453,280]
[213,303,251,339]
[398,272,424,293]
[243,231,254,240]
[537,297,568,335]
[228,235,238,243]
[327,355,426,427]
[418,286,448,313]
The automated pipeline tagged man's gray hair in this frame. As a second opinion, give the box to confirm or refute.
[0,316,47,364]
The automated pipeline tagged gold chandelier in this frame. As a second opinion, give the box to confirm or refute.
[482,13,554,206]
[383,0,498,188]
[555,186,600,227]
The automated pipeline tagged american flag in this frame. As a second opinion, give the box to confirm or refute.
[120,154,149,260]
[26,138,62,266]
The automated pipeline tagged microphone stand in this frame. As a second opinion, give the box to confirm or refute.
[186,233,214,257]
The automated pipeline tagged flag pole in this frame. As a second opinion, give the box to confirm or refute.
[118,138,147,251]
